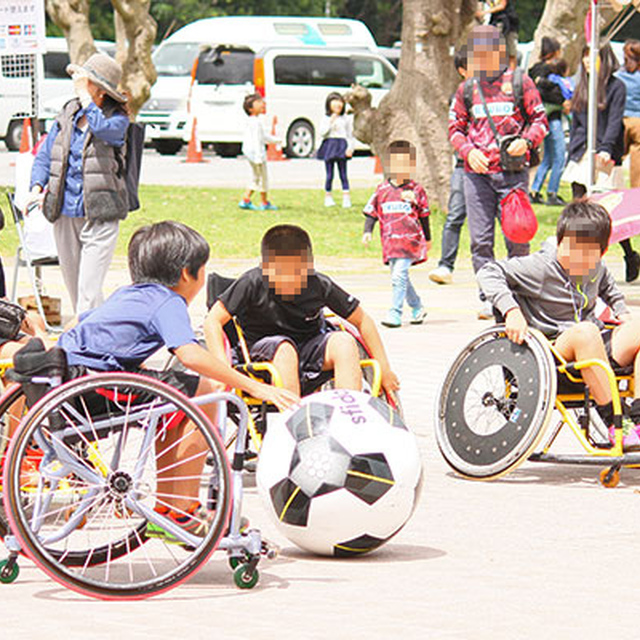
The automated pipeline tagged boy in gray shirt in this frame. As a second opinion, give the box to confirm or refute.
[478,200,640,449]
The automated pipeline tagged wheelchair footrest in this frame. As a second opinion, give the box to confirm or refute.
[529,452,640,466]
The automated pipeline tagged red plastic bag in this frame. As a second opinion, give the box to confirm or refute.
[500,188,538,244]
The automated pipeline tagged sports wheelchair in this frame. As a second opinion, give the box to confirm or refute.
[436,325,637,488]
[200,272,400,452]
[0,340,276,598]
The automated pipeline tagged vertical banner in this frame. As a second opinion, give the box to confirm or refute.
[0,0,46,54]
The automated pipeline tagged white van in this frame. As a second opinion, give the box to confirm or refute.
[139,16,394,156]
[0,37,114,150]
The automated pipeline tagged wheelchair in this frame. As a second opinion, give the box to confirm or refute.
[436,324,637,488]
[0,340,276,598]
[195,272,401,453]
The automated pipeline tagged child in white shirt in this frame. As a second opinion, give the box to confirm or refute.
[239,93,280,211]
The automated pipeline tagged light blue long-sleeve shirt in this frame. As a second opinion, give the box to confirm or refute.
[30,101,129,218]
[617,69,640,119]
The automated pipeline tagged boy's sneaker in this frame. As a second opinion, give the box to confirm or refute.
[238,200,256,210]
[608,417,640,451]
[381,311,402,328]
[429,266,453,285]
[258,202,278,211]
[342,193,352,209]
[146,502,215,546]
[529,191,544,204]
[545,193,566,207]
[324,194,336,207]
[477,301,494,320]
[410,307,427,325]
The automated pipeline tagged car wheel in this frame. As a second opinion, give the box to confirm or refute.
[5,120,24,151]
[213,143,242,158]
[286,120,315,158]
[153,139,183,155]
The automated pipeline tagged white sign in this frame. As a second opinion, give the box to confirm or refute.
[0,0,46,54]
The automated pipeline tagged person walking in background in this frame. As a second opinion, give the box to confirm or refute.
[476,0,519,70]
[619,40,640,195]
[27,53,129,315]
[362,140,430,328]
[239,93,279,212]
[529,37,570,206]
[449,25,548,319]
[317,92,354,209]
[563,43,639,281]
[430,46,469,286]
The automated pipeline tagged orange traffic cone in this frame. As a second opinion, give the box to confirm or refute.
[185,117,206,163]
[266,116,287,161]
[19,117,33,153]
[373,155,383,174]
[14,117,35,210]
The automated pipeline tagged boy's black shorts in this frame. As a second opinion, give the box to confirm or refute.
[601,328,624,370]
[235,329,337,393]
[68,365,200,409]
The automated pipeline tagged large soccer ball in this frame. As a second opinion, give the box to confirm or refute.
[256,389,423,557]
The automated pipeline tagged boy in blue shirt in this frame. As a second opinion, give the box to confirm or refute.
[59,221,297,540]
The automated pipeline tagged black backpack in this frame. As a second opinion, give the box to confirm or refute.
[115,122,145,212]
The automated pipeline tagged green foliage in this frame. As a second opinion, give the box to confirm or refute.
[515,0,545,43]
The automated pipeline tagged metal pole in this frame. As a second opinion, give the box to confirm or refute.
[586,0,599,193]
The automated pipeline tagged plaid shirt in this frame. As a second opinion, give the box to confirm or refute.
[364,180,430,264]
[448,68,548,174]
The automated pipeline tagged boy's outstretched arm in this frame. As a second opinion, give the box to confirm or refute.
[345,306,400,399]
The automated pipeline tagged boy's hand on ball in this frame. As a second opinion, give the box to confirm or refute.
[362,232,372,245]
[505,307,528,344]
[256,384,299,411]
[468,148,489,174]
[507,138,528,156]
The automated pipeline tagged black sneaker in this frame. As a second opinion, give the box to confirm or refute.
[546,193,566,207]
[625,251,640,283]
[529,191,544,204]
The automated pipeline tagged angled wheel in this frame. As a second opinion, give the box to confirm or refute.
[435,326,557,480]
[3,373,232,599]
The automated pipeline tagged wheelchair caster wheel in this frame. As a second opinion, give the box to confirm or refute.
[229,555,247,570]
[233,564,259,589]
[600,467,620,488]
[0,559,20,584]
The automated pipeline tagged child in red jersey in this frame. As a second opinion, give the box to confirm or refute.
[362,140,431,328]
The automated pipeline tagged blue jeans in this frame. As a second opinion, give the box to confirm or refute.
[531,117,566,195]
[389,257,421,315]
[438,166,467,271]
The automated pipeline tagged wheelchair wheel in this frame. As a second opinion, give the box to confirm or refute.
[0,384,28,539]
[435,326,556,480]
[3,373,231,599]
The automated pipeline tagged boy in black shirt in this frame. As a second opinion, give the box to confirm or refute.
[204,224,399,398]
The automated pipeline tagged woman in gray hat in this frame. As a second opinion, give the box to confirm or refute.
[27,52,130,315]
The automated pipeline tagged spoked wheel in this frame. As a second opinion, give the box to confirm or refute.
[435,326,556,480]
[3,373,232,599]
[0,384,29,539]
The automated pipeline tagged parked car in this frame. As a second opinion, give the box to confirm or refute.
[138,16,394,157]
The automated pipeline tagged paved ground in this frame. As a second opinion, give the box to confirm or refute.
[0,147,380,190]
[4,253,640,640]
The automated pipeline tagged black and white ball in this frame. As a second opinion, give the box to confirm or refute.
[257,389,422,556]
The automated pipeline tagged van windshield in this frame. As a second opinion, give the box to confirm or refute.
[196,48,254,85]
[153,43,201,76]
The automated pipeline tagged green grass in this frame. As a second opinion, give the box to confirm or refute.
[1,182,616,264]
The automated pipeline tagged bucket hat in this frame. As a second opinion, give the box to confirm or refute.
[66,52,126,103]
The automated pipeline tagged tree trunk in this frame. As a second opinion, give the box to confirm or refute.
[111,0,157,117]
[531,0,619,73]
[348,0,476,209]
[46,0,96,64]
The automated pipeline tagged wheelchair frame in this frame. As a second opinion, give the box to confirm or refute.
[0,370,275,598]
[436,325,639,487]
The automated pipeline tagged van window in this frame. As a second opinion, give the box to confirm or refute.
[353,56,395,90]
[153,43,201,77]
[196,48,254,85]
[43,51,71,79]
[274,23,309,36]
[274,55,354,87]
[317,24,352,36]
